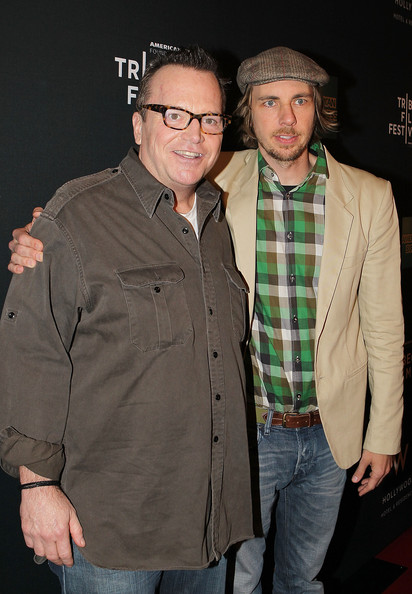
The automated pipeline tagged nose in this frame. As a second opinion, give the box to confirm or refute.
[279,103,297,127]
[181,118,203,142]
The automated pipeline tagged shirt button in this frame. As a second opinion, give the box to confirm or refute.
[209,308,213,315]
[295,356,301,364]
[213,436,219,443]
[164,193,170,200]
[154,286,161,293]
[215,394,221,401]
[213,351,218,358]
[289,274,296,284]
[182,227,189,234]
[292,315,298,324]
[296,394,302,401]
[287,231,294,241]
[7,311,16,319]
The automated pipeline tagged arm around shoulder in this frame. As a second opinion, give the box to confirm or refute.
[8,207,44,274]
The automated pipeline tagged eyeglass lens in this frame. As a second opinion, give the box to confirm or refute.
[164,108,224,134]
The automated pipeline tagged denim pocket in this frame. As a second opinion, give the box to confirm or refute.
[116,263,193,352]
[256,424,264,446]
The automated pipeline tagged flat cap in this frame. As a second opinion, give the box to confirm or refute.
[237,46,329,93]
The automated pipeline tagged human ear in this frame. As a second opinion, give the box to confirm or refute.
[132,111,143,145]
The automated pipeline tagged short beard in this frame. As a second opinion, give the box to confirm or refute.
[256,121,315,164]
[263,142,307,163]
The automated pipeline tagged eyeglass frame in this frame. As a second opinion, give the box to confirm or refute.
[141,104,232,135]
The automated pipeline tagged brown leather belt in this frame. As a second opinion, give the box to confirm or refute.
[256,406,321,429]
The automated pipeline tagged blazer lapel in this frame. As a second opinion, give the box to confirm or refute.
[216,148,356,334]
[316,150,355,343]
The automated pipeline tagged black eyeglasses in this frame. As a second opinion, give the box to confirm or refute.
[141,104,231,135]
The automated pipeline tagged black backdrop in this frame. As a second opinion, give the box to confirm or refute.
[1,1,411,592]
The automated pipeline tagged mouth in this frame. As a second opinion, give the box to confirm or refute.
[276,134,298,144]
[174,150,203,159]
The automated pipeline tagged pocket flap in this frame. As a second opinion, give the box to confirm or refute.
[116,264,185,288]
[223,265,249,293]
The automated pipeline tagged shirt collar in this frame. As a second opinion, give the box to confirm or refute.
[258,141,329,191]
[120,147,221,221]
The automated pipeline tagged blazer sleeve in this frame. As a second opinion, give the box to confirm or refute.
[358,180,404,455]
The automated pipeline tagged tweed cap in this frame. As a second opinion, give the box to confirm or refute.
[237,46,329,93]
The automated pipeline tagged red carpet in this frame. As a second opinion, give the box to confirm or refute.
[321,525,412,593]
[378,525,412,593]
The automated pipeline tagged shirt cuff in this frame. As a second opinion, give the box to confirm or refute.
[0,426,64,480]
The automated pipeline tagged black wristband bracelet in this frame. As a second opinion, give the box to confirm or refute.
[19,480,60,491]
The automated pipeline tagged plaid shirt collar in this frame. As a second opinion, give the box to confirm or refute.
[258,141,329,192]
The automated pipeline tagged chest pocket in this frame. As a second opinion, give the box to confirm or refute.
[116,264,193,352]
[224,265,249,342]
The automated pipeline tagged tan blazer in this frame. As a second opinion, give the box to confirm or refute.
[209,148,404,469]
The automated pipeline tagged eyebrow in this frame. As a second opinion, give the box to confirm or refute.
[256,92,314,101]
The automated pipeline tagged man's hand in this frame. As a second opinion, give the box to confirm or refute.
[20,467,85,566]
[8,207,44,274]
[351,450,393,496]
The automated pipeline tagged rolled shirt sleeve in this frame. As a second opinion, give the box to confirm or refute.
[0,214,85,478]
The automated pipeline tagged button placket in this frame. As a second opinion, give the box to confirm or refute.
[198,242,226,556]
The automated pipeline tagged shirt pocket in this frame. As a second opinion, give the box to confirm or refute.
[116,263,193,352]
[223,265,249,342]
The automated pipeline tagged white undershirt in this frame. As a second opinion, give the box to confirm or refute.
[180,194,198,237]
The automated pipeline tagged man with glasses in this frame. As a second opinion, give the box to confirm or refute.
[0,46,253,593]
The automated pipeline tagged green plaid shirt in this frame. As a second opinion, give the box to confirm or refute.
[250,142,328,412]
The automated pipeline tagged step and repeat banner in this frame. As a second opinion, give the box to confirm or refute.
[0,1,411,592]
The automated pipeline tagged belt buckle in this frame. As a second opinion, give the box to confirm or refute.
[282,411,309,428]
[282,412,294,427]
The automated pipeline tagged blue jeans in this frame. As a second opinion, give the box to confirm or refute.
[49,543,227,593]
[233,421,346,594]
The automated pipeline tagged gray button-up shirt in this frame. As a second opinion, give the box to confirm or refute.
[0,148,253,570]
